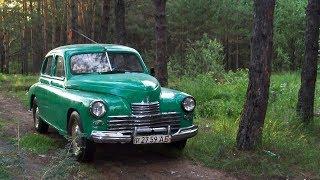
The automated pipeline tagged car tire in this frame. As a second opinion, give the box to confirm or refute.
[32,98,49,134]
[168,140,187,150]
[68,111,95,162]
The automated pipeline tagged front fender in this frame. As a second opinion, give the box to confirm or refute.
[67,90,131,135]
[160,87,195,128]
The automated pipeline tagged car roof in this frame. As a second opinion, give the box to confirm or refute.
[49,44,139,56]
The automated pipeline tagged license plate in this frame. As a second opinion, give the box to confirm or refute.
[133,135,171,144]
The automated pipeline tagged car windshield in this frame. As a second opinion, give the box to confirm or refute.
[70,52,144,74]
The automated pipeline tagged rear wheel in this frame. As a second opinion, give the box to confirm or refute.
[32,98,48,133]
[168,140,187,150]
[69,111,95,162]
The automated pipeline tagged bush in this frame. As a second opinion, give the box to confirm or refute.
[169,34,225,77]
[170,70,248,119]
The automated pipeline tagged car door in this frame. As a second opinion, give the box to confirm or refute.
[49,55,68,131]
[37,56,54,122]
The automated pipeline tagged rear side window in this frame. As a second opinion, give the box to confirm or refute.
[42,56,53,76]
[54,56,65,78]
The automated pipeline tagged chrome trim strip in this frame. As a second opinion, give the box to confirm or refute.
[109,112,179,118]
[131,101,159,106]
[91,125,198,143]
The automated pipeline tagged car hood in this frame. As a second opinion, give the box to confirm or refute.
[66,73,161,103]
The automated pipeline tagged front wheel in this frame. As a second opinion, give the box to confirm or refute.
[32,98,48,133]
[168,140,187,150]
[69,111,95,162]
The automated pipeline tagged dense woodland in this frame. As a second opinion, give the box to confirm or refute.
[0,0,308,75]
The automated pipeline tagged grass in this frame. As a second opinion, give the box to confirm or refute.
[170,71,320,178]
[1,72,320,178]
[0,74,38,107]
[0,165,10,179]
[0,120,5,129]
[0,74,38,92]
[0,151,25,179]
[20,133,61,154]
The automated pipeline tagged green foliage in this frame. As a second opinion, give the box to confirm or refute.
[169,35,225,77]
[167,0,308,72]
[167,0,253,69]
[0,0,311,73]
[20,133,61,154]
[169,72,320,178]
[273,0,307,71]
[170,70,248,118]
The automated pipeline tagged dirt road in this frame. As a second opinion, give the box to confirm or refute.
[0,92,237,180]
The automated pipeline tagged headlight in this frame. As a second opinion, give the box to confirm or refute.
[181,96,196,112]
[90,101,106,118]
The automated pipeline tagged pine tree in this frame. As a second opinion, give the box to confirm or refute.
[236,0,276,150]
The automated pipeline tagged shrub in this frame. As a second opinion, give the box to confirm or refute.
[169,34,225,77]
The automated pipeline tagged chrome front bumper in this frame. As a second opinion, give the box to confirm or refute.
[91,125,198,143]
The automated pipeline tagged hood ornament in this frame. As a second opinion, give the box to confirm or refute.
[142,97,150,104]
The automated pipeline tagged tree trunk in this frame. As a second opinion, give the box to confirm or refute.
[289,38,296,71]
[43,0,49,53]
[85,1,93,40]
[91,0,101,42]
[51,0,60,48]
[236,35,239,69]
[225,36,230,70]
[0,7,5,73]
[0,32,5,73]
[101,0,111,43]
[3,33,9,73]
[67,0,78,44]
[21,0,29,74]
[297,0,320,123]
[115,0,126,45]
[236,0,276,150]
[29,0,34,72]
[153,0,168,86]
[77,1,85,43]
[60,0,68,45]
[32,0,43,73]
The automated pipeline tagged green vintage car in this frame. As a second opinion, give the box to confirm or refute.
[28,44,198,161]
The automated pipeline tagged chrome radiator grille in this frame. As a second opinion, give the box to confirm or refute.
[131,102,160,115]
[108,112,181,133]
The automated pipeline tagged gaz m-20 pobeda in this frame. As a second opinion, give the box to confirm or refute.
[28,44,198,162]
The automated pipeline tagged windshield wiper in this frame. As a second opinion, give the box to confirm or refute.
[98,70,126,74]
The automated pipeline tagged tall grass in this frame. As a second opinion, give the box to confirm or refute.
[1,72,320,178]
[0,74,38,106]
[170,71,320,178]
[0,74,38,91]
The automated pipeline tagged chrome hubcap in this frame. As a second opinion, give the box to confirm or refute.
[34,107,40,129]
[71,123,82,156]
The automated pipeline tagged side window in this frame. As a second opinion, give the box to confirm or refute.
[42,56,53,76]
[54,56,65,78]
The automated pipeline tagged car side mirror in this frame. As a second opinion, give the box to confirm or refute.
[150,67,155,77]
